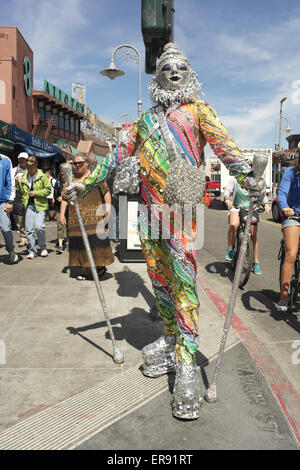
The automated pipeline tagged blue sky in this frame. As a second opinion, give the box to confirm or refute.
[1,0,300,152]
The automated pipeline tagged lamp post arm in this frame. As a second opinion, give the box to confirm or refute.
[111,44,142,118]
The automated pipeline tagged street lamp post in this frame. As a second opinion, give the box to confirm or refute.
[100,44,143,118]
[273,113,292,197]
[278,96,287,151]
[274,116,292,150]
[275,96,288,190]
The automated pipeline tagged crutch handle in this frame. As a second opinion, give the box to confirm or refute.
[252,152,269,181]
[60,162,73,186]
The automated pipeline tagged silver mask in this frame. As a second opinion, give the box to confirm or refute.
[157,59,191,91]
[149,43,202,107]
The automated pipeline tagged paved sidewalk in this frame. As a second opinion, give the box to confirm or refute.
[0,221,299,450]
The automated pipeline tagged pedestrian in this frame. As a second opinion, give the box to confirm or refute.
[0,153,18,264]
[224,176,270,274]
[53,170,67,254]
[17,156,52,259]
[65,43,265,419]
[44,169,56,221]
[60,153,114,280]
[277,147,300,311]
[12,152,28,247]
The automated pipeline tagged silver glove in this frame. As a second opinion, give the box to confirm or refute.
[244,176,266,202]
[65,182,85,202]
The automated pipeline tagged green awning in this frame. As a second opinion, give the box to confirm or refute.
[0,120,14,151]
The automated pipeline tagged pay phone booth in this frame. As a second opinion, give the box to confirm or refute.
[118,194,145,263]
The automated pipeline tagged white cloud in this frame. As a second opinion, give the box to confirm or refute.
[218,35,272,62]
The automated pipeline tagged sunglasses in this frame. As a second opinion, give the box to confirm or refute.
[72,161,85,166]
[161,63,188,72]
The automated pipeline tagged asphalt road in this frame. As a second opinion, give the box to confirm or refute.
[199,201,300,401]
[202,200,283,300]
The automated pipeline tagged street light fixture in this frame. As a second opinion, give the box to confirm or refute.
[118,113,133,124]
[100,60,125,80]
[100,44,143,118]
[275,116,292,150]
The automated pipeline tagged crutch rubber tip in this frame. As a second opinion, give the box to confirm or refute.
[204,384,218,403]
[113,350,124,364]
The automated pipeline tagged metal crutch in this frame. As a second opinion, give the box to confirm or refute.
[60,163,124,364]
[205,153,268,402]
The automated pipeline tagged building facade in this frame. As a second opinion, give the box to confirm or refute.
[0,26,113,171]
[0,26,33,133]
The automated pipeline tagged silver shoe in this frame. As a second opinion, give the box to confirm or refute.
[172,362,202,420]
[142,335,176,377]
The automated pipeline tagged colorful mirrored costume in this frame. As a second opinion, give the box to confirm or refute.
[79,44,251,419]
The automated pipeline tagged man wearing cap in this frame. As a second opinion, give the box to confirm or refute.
[12,152,28,246]
[0,153,18,264]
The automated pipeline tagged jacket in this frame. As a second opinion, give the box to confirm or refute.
[0,154,15,203]
[277,167,300,213]
[17,169,52,212]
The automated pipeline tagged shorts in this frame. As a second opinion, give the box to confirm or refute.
[281,218,300,230]
[228,206,260,224]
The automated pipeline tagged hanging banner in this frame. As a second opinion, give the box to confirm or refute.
[11,125,63,159]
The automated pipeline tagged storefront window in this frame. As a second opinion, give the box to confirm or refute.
[52,108,58,128]
[39,101,45,123]
[70,116,74,133]
[45,104,52,122]
[75,119,79,135]
[59,111,64,130]
[65,113,69,131]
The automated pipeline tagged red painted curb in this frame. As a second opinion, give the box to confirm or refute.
[198,276,300,445]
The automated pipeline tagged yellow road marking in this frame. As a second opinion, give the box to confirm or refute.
[261,219,281,227]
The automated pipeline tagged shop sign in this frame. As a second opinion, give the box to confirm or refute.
[24,56,32,97]
[0,120,14,151]
[0,120,11,139]
[83,107,116,138]
[11,125,61,157]
[43,80,85,114]
[272,149,297,163]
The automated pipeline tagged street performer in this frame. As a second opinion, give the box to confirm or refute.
[65,43,265,420]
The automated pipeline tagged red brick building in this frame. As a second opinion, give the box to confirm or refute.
[0,26,111,169]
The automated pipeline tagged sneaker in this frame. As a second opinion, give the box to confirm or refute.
[56,246,64,254]
[27,252,36,259]
[225,249,233,261]
[40,249,48,257]
[253,262,262,275]
[8,251,18,264]
[277,299,288,311]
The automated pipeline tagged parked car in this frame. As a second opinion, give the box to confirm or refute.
[272,196,282,222]
[205,176,221,196]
